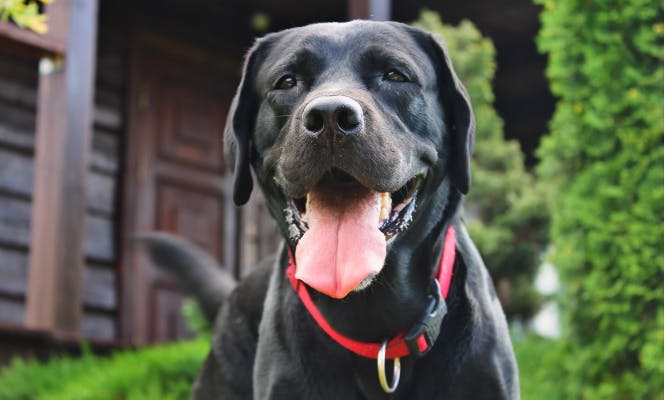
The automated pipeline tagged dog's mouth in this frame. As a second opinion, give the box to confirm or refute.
[283,168,424,299]
[285,169,422,241]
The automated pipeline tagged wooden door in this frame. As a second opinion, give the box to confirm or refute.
[121,34,239,344]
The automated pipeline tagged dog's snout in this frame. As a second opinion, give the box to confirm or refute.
[302,96,364,139]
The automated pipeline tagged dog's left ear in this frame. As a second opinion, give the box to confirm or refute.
[409,27,476,194]
[224,36,275,206]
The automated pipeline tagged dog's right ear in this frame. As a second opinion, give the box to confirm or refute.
[404,26,475,195]
[224,37,274,206]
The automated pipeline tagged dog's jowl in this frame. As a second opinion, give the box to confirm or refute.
[145,20,519,400]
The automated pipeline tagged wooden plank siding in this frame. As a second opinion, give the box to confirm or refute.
[0,2,285,346]
[238,192,281,279]
[79,24,128,340]
[0,47,38,328]
[0,27,123,340]
[25,0,100,337]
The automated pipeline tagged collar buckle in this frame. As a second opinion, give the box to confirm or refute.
[404,279,448,358]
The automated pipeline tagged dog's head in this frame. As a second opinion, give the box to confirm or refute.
[225,21,474,299]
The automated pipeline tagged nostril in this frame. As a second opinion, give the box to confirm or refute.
[336,107,361,134]
[302,96,363,138]
[304,110,324,133]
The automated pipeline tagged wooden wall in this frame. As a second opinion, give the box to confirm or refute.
[239,192,281,279]
[0,27,125,341]
[79,25,127,341]
[0,47,38,327]
[0,16,281,345]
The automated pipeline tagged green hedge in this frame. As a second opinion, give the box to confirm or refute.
[413,11,549,321]
[535,0,664,398]
[0,333,561,400]
[0,339,208,400]
[513,334,565,400]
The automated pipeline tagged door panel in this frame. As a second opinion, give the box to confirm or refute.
[121,34,238,344]
[156,77,225,172]
[156,181,223,258]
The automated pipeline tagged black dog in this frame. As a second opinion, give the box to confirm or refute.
[142,20,519,399]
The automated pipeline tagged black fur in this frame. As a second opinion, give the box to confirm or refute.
[146,20,518,400]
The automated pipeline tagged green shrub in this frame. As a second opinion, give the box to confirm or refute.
[513,334,565,400]
[182,298,212,339]
[0,339,208,400]
[413,11,549,321]
[535,0,664,398]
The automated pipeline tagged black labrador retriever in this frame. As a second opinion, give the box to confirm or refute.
[142,20,519,400]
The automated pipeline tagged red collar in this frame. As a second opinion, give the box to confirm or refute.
[286,225,457,360]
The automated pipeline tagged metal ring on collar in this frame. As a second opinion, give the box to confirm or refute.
[377,340,401,394]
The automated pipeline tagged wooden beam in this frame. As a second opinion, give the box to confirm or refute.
[25,0,99,337]
[0,0,69,57]
[347,0,391,20]
[0,21,66,56]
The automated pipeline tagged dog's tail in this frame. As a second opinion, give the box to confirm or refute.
[136,233,236,324]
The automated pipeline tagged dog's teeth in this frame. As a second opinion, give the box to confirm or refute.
[284,201,309,243]
[289,225,302,241]
[379,192,392,223]
[284,207,294,225]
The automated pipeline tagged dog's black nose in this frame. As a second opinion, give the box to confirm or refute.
[302,96,364,139]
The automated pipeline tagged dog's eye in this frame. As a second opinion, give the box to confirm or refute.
[275,75,297,90]
[384,70,408,82]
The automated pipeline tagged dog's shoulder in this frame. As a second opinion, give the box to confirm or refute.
[198,255,275,400]
[453,223,520,399]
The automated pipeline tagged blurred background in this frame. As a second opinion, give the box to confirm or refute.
[0,0,661,399]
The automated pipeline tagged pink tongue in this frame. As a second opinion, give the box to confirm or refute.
[295,187,387,299]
